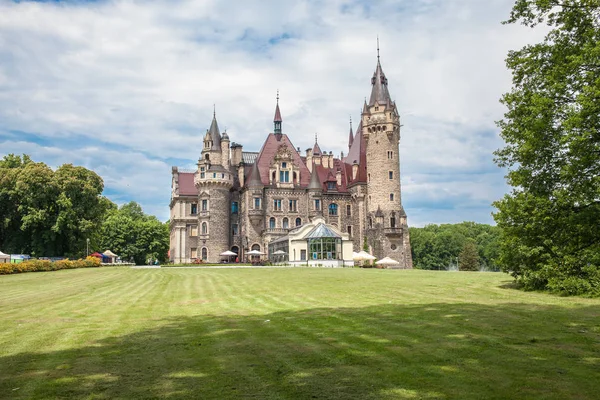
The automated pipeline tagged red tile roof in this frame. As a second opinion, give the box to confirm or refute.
[178,172,196,195]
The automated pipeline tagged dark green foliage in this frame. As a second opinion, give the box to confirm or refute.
[410,222,501,271]
[0,154,107,257]
[99,201,169,265]
[459,241,480,271]
[494,1,600,295]
[0,154,169,265]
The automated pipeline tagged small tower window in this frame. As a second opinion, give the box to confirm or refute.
[390,193,394,201]
[282,162,287,168]
[254,197,261,209]
[389,171,393,180]
[390,216,396,228]
[201,222,208,234]
[231,202,238,214]
[314,199,321,210]
[295,217,302,227]
[347,226,352,236]
[202,199,208,211]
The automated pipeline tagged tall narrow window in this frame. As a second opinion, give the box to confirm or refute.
[191,203,197,215]
[328,203,338,216]
[254,197,261,209]
[201,222,208,234]
[232,224,239,236]
[289,199,297,212]
[346,204,351,216]
[201,199,208,211]
[390,193,394,201]
[269,217,276,229]
[273,199,282,211]
[389,171,393,180]
[283,218,289,229]
[201,248,207,260]
[231,202,238,214]
[295,217,302,227]
[314,199,321,210]
[347,226,352,236]
[390,217,396,228]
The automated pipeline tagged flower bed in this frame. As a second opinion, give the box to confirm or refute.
[0,256,102,275]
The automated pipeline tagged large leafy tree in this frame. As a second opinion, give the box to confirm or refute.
[99,202,169,265]
[494,1,600,295]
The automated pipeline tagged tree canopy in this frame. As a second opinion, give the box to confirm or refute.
[410,222,501,271]
[0,154,169,264]
[494,0,600,295]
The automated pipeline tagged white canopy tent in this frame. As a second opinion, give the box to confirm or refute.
[0,251,10,263]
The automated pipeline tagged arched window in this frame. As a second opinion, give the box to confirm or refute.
[231,246,239,256]
[201,247,208,260]
[269,217,276,229]
[295,217,302,227]
[282,218,289,229]
[201,222,208,234]
[328,203,338,216]
[251,244,261,251]
[390,216,396,228]
[205,154,209,161]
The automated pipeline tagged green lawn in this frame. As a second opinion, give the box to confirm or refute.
[0,268,598,399]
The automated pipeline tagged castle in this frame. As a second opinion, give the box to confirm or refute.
[169,54,412,267]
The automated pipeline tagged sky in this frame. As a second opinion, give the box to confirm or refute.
[0,0,545,226]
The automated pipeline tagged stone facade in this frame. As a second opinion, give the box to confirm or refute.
[169,56,412,267]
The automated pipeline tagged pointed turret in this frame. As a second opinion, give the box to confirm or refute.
[274,91,282,135]
[246,161,263,188]
[348,117,354,149]
[308,162,322,190]
[312,133,322,155]
[368,47,392,106]
[208,108,222,151]
[362,98,369,114]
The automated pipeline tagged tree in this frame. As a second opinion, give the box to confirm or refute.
[459,241,480,272]
[494,1,600,295]
[99,202,169,265]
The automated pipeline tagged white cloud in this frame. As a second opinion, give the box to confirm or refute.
[0,0,545,224]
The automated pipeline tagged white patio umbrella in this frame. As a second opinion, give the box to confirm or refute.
[352,251,362,260]
[220,250,237,256]
[357,250,376,260]
[246,250,265,256]
[376,256,399,266]
[272,250,287,255]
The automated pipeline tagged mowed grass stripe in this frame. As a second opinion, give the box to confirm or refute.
[0,267,599,400]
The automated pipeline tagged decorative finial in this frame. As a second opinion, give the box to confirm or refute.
[377,36,380,61]
[315,132,318,143]
[213,104,216,118]
[276,89,279,104]
[349,115,352,128]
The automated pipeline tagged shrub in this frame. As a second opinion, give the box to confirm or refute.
[0,256,102,275]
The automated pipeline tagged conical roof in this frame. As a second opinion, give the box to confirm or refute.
[368,58,392,106]
[274,102,282,122]
[246,161,263,188]
[348,118,354,149]
[308,163,322,190]
[208,114,221,151]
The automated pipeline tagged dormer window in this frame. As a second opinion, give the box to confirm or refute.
[327,181,336,190]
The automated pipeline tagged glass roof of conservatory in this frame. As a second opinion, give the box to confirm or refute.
[304,223,341,239]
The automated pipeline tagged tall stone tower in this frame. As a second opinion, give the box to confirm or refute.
[362,51,412,267]
[194,111,234,262]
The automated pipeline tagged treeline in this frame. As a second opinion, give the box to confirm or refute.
[0,154,168,264]
[410,222,501,271]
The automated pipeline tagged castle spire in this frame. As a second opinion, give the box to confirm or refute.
[208,107,221,151]
[348,116,354,148]
[368,40,392,107]
[273,90,282,135]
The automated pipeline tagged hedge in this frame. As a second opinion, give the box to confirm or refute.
[0,256,102,275]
